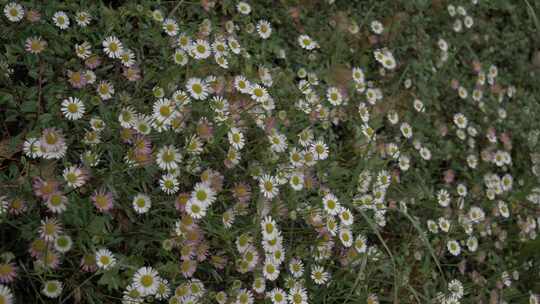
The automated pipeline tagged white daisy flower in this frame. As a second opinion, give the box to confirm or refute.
[466,236,478,252]
[191,182,216,207]
[262,260,280,281]
[289,172,304,191]
[464,16,474,28]
[381,53,397,70]
[268,288,287,304]
[288,285,308,304]
[54,235,73,253]
[42,280,63,298]
[172,90,191,107]
[310,140,329,160]
[95,248,116,270]
[298,129,314,147]
[298,35,318,50]
[186,77,209,100]
[23,137,43,158]
[152,98,176,124]
[326,87,342,106]
[288,258,304,278]
[352,67,365,83]
[84,70,96,84]
[186,135,204,155]
[155,278,171,300]
[259,174,279,199]
[453,113,468,129]
[261,216,278,240]
[468,206,485,223]
[311,265,329,285]
[4,2,24,22]
[228,36,242,54]
[338,226,353,247]
[134,114,153,135]
[173,49,188,66]
[190,39,212,59]
[322,193,341,216]
[160,173,179,194]
[102,36,124,59]
[118,106,136,128]
[419,147,432,160]
[61,97,85,120]
[228,127,245,150]
[119,49,136,67]
[234,75,251,93]
[269,132,288,153]
[339,208,354,226]
[156,145,181,171]
[133,194,152,214]
[250,84,269,102]
[354,234,368,253]
[75,11,92,27]
[215,55,229,69]
[447,240,461,256]
[236,1,251,15]
[162,18,179,36]
[133,266,160,296]
[370,20,384,34]
[438,217,450,233]
[0,285,14,304]
[52,11,70,29]
[97,80,114,100]
[75,41,92,59]
[212,39,229,56]
[176,33,192,52]
[437,189,451,207]
[152,9,164,21]
[186,198,207,219]
[257,20,272,39]
[46,192,67,213]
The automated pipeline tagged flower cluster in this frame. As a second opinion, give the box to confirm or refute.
[0,0,539,303]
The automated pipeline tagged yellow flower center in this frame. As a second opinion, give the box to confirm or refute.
[109,43,118,52]
[45,133,58,145]
[67,103,79,113]
[191,204,201,213]
[192,84,203,94]
[44,222,56,235]
[95,195,108,208]
[163,150,175,162]
[99,255,110,265]
[327,200,336,210]
[136,198,146,208]
[253,88,263,97]
[159,178,172,189]
[196,189,209,201]
[46,282,58,293]
[265,223,274,234]
[0,264,12,276]
[50,194,62,206]
[140,274,154,287]
[99,85,109,95]
[196,45,206,54]
[264,181,273,192]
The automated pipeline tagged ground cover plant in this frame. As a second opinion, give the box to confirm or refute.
[0,0,539,303]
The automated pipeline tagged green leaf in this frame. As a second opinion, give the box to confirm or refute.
[97,268,121,291]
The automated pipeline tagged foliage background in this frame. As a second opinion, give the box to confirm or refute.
[1,0,540,303]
